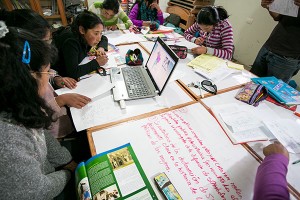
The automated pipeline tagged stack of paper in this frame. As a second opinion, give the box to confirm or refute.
[188,54,237,83]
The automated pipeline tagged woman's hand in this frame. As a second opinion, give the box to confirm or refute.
[150,1,161,12]
[106,25,118,31]
[55,93,91,108]
[63,161,78,173]
[191,46,207,55]
[261,0,274,8]
[96,51,108,66]
[54,76,77,89]
[263,141,289,159]
[142,21,151,26]
[194,37,205,45]
[294,0,300,6]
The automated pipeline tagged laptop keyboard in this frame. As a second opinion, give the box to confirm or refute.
[122,67,152,98]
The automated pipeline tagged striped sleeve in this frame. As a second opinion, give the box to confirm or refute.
[184,23,199,42]
[212,20,234,60]
[118,7,133,29]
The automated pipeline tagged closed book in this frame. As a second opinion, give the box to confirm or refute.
[252,76,300,105]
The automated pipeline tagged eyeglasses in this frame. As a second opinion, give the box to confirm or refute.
[188,80,217,95]
[201,80,217,95]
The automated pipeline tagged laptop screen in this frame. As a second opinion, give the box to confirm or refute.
[146,37,178,92]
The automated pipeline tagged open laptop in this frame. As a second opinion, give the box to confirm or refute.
[110,37,179,101]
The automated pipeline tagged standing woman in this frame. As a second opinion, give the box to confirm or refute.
[184,6,234,60]
[52,10,108,79]
[0,24,76,199]
[128,0,164,27]
[89,0,133,30]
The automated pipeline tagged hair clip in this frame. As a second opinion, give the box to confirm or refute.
[0,21,9,39]
[22,41,31,64]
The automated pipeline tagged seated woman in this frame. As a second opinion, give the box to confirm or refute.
[52,10,108,80]
[89,0,133,30]
[0,9,91,138]
[0,24,77,199]
[184,6,234,60]
[128,0,164,27]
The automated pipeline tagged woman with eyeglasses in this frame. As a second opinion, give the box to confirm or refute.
[0,9,91,138]
[89,0,133,30]
[128,0,163,27]
[184,6,234,60]
[0,24,77,199]
[52,10,109,80]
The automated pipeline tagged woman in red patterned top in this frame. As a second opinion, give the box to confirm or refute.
[184,6,234,60]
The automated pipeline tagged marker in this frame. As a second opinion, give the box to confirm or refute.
[294,112,300,118]
[292,159,300,165]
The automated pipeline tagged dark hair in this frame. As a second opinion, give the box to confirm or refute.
[0,27,55,129]
[71,10,103,35]
[197,6,229,25]
[0,9,50,39]
[102,0,120,14]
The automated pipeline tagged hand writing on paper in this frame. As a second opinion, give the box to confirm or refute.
[56,93,91,108]
[106,25,118,31]
[261,0,274,8]
[191,46,208,55]
[54,76,77,89]
[263,141,289,159]
[194,37,205,45]
[143,21,151,26]
[96,52,108,66]
[295,0,300,6]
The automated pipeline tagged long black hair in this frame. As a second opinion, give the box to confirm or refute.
[0,27,55,129]
[0,9,50,39]
[197,6,229,25]
[71,10,103,36]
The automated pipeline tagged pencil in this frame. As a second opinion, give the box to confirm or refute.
[292,159,300,165]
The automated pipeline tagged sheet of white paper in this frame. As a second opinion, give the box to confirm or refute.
[264,119,300,153]
[269,0,299,17]
[55,75,113,99]
[194,66,236,83]
[102,53,118,69]
[92,103,260,199]
[70,94,123,131]
[109,33,147,45]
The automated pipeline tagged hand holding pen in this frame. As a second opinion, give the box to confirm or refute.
[194,32,207,45]
[96,51,108,66]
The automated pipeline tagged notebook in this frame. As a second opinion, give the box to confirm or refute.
[110,37,179,101]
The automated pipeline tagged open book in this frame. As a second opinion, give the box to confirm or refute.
[75,143,158,200]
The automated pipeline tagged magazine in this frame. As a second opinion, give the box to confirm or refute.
[252,76,300,105]
[75,143,158,200]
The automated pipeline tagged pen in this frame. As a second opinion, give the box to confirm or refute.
[292,159,300,165]
[199,86,204,98]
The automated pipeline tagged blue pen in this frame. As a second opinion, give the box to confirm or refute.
[292,159,300,165]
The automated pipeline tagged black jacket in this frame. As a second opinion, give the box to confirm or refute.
[52,27,108,79]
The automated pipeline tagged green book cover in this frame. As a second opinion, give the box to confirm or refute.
[75,143,158,200]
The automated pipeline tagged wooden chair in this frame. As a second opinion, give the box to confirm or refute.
[166,6,195,31]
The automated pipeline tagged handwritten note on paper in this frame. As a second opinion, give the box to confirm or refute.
[92,104,259,199]
[264,119,300,153]
[187,54,227,73]
[269,0,299,17]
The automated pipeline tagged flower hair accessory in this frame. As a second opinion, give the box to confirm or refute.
[0,21,9,39]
